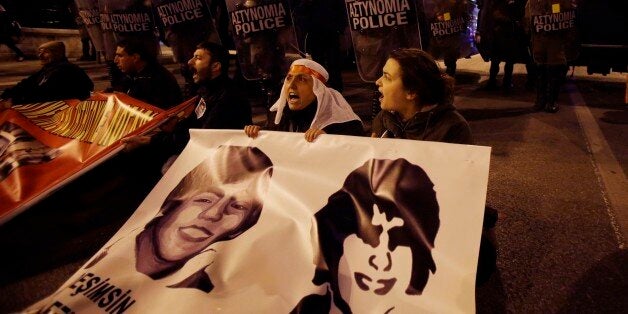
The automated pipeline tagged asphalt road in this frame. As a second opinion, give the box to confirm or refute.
[0,55,626,313]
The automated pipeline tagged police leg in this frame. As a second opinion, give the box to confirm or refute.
[503,61,514,91]
[485,60,499,90]
[534,64,548,111]
[444,56,457,77]
[2,38,25,60]
[525,62,537,90]
[545,64,567,113]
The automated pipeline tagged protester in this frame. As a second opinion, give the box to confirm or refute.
[113,38,182,109]
[0,4,25,62]
[244,59,363,142]
[371,49,471,143]
[0,41,93,109]
[371,48,497,284]
[152,0,222,97]
[123,41,252,170]
[524,0,577,113]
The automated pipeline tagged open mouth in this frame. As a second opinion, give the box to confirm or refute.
[178,225,213,242]
[288,91,300,104]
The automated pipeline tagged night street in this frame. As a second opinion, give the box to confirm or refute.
[0,55,626,313]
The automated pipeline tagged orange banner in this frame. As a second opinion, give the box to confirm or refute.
[0,92,195,224]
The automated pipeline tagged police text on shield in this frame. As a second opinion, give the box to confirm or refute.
[533,10,576,33]
[347,0,411,31]
[230,3,287,36]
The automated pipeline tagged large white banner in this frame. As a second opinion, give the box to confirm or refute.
[26,130,490,313]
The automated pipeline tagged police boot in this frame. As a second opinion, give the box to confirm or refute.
[484,62,499,91]
[502,62,514,92]
[544,80,558,113]
[533,65,547,111]
[544,66,563,113]
[545,102,559,113]
[483,78,498,91]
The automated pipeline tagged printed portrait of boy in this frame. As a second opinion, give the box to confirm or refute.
[84,145,274,293]
[294,158,440,313]
[135,145,273,291]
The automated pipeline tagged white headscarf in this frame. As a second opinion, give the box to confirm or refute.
[269,59,361,130]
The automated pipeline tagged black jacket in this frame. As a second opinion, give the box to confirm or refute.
[117,62,182,109]
[1,59,93,104]
[372,103,473,144]
[151,75,252,156]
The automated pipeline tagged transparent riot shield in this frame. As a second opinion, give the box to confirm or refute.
[422,0,477,64]
[527,0,578,63]
[99,0,159,61]
[74,0,105,54]
[225,0,300,81]
[345,0,423,82]
[151,0,220,64]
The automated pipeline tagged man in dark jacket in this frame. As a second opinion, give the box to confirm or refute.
[1,41,93,109]
[113,38,182,109]
[124,41,252,168]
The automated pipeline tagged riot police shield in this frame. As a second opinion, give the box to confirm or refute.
[151,0,220,64]
[74,0,105,54]
[476,0,531,64]
[99,0,159,60]
[422,0,476,64]
[345,0,423,82]
[527,0,578,63]
[225,0,300,81]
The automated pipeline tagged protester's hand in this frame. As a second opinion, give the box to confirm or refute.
[0,98,13,111]
[244,125,261,138]
[121,135,150,152]
[304,128,326,142]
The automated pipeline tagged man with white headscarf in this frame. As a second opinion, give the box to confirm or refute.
[244,59,363,142]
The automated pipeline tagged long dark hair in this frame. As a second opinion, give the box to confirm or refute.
[315,158,440,312]
[388,48,454,106]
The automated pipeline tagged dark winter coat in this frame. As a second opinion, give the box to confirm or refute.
[371,103,473,144]
[116,62,182,109]
[151,75,252,156]
[1,59,93,104]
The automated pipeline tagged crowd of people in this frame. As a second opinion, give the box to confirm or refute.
[2,0,596,293]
